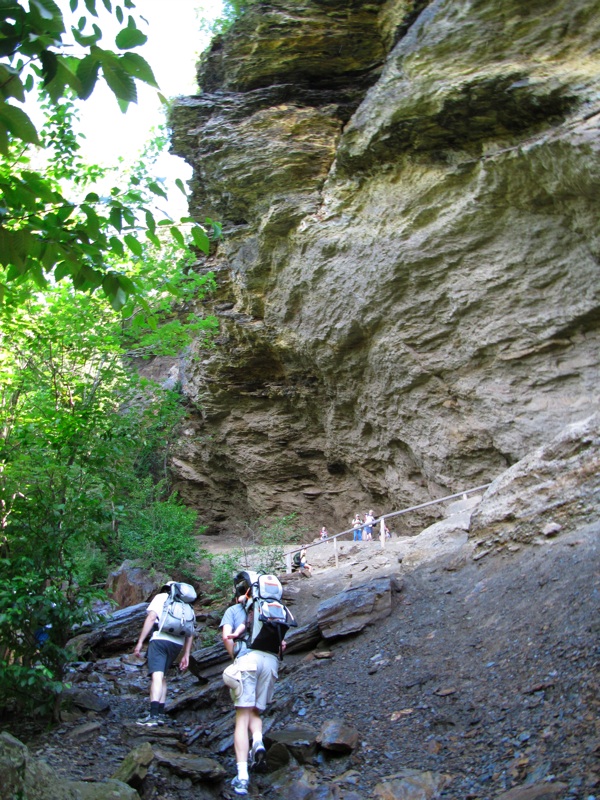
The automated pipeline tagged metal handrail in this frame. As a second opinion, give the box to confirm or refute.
[285,482,492,572]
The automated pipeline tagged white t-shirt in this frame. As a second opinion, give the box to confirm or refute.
[147,592,185,646]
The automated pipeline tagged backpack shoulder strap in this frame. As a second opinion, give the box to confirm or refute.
[156,587,176,634]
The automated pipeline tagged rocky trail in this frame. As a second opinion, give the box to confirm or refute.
[4,512,599,800]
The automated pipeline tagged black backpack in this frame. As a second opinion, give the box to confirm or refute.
[235,570,296,658]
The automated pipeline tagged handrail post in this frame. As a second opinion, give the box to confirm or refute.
[380,517,385,549]
[285,552,292,575]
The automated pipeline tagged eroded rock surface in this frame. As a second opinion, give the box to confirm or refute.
[167,0,600,534]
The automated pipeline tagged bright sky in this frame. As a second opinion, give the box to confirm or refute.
[64,0,224,215]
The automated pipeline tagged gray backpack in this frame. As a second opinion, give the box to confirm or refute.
[157,582,196,638]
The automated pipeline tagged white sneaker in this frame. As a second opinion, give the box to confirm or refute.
[250,739,266,769]
[231,776,249,795]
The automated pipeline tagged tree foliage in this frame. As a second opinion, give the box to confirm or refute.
[0,273,212,714]
[0,0,219,308]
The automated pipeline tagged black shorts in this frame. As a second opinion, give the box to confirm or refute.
[147,639,182,676]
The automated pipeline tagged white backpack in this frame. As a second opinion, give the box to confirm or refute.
[157,582,196,638]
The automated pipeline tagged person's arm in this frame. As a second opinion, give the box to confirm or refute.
[225,622,245,640]
[222,623,236,659]
[179,633,193,671]
[134,610,158,657]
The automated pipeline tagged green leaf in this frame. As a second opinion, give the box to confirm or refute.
[0,65,25,102]
[147,181,167,199]
[102,58,137,104]
[72,23,102,47]
[0,122,8,155]
[116,273,135,294]
[146,230,160,248]
[191,226,210,254]
[175,178,186,195]
[110,286,127,310]
[115,20,147,50]
[40,49,59,86]
[30,0,57,22]
[45,58,83,102]
[109,206,122,232]
[84,0,98,17]
[0,101,40,145]
[123,233,142,256]
[119,52,158,88]
[115,5,123,24]
[101,0,111,10]
[170,226,184,247]
[109,236,124,257]
[144,209,155,234]
[70,0,78,11]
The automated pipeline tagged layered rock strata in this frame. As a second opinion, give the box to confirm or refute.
[168,0,600,533]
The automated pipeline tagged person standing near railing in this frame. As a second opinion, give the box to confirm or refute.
[363,509,375,541]
[352,514,363,541]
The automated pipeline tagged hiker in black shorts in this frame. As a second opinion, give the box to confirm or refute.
[133,582,194,726]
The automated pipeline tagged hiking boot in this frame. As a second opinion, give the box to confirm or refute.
[136,713,162,727]
[231,776,249,795]
[250,740,266,770]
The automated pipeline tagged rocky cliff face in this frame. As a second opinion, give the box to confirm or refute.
[168,0,600,534]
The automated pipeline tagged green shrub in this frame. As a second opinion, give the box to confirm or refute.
[0,562,101,717]
[119,483,199,572]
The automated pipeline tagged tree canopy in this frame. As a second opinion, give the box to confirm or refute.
[0,0,218,308]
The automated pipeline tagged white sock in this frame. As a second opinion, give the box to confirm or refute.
[237,762,249,781]
[252,732,263,747]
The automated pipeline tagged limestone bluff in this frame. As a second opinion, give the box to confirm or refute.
[159,0,600,534]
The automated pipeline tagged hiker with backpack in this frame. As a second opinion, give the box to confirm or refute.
[221,571,296,796]
[133,580,196,727]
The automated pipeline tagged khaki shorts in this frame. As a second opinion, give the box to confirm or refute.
[230,651,279,711]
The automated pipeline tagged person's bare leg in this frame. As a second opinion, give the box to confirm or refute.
[248,708,262,741]
[149,671,164,702]
[234,707,253,764]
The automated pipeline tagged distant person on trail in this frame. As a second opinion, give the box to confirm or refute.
[299,547,312,577]
[364,509,375,541]
[352,514,363,541]
[220,574,289,796]
[320,526,328,541]
[133,581,195,727]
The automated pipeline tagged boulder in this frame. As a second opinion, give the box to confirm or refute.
[493,782,569,800]
[105,561,166,609]
[316,719,359,754]
[111,741,154,788]
[373,769,452,800]
[265,726,319,764]
[153,748,226,782]
[68,779,138,800]
[316,577,393,639]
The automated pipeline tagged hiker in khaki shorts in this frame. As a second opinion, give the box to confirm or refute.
[220,575,286,796]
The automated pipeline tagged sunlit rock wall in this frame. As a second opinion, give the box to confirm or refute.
[169,0,600,534]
